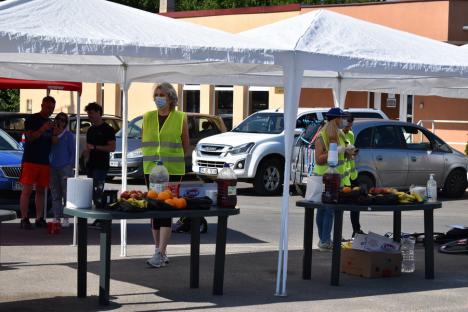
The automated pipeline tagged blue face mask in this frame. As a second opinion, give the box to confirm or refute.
[154,96,167,109]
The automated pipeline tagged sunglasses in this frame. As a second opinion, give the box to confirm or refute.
[154,93,166,97]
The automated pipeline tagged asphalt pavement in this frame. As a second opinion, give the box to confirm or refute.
[0,181,467,311]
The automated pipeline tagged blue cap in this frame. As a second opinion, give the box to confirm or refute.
[326,108,349,120]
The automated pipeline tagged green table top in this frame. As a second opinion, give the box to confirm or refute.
[64,206,240,220]
[0,209,17,222]
[296,200,442,212]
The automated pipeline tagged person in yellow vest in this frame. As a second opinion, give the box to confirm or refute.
[142,82,190,268]
[342,115,364,238]
[313,108,348,251]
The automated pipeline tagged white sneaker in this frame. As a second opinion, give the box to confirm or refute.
[146,250,165,268]
[162,254,169,264]
[61,218,70,228]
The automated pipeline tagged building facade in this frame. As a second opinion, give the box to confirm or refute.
[20,0,468,151]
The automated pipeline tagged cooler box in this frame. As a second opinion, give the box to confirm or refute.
[340,248,402,278]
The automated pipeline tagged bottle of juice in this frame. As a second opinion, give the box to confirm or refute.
[216,163,237,208]
[322,143,341,204]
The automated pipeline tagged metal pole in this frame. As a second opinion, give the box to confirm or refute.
[119,60,129,257]
[72,93,81,247]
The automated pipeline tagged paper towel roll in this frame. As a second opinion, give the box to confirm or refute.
[66,177,93,209]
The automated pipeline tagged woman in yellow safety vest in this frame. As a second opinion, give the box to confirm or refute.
[313,107,348,252]
[342,115,364,238]
[142,82,190,268]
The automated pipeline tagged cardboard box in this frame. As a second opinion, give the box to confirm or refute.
[178,182,216,198]
[352,232,400,253]
[340,248,402,278]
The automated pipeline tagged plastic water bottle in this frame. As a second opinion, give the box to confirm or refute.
[426,174,437,202]
[217,163,237,208]
[401,235,415,273]
[149,161,169,193]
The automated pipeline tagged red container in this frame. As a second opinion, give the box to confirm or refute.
[47,221,61,234]
[217,179,237,208]
[322,172,341,204]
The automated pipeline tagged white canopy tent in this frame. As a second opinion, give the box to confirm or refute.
[240,9,468,296]
[0,0,290,253]
[2,0,468,296]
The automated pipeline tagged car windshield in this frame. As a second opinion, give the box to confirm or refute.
[0,129,20,150]
[116,116,142,138]
[232,113,284,134]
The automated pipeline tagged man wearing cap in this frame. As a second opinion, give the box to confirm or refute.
[313,107,348,251]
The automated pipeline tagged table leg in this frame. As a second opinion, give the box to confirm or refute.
[190,217,201,289]
[424,209,435,279]
[303,208,314,280]
[77,217,87,298]
[213,216,228,295]
[331,209,343,286]
[99,220,112,305]
[393,211,401,242]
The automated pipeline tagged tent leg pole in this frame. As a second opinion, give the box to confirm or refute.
[119,61,129,257]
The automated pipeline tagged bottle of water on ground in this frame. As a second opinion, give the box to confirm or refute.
[401,235,416,273]
[426,173,437,202]
[217,163,237,208]
[149,161,169,193]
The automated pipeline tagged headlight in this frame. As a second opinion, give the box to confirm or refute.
[228,143,254,155]
[127,148,143,158]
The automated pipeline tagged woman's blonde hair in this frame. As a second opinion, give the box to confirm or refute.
[322,119,345,147]
[154,82,178,110]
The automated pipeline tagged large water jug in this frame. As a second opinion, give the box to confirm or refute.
[149,161,169,193]
[217,163,237,208]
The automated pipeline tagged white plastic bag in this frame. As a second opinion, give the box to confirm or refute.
[304,175,323,203]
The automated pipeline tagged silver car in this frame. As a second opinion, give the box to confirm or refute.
[292,120,468,198]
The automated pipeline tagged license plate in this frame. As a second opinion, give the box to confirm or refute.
[12,181,22,191]
[110,161,119,167]
[199,167,218,175]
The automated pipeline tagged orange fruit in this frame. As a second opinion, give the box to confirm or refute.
[174,197,187,209]
[342,187,352,193]
[158,190,172,201]
[164,198,176,207]
[147,190,159,200]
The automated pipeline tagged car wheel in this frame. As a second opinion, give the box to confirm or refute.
[355,173,375,192]
[254,157,284,196]
[442,169,467,198]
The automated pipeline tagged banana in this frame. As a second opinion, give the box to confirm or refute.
[411,192,423,203]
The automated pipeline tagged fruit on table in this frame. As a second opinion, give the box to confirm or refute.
[147,190,159,200]
[395,191,422,203]
[121,190,144,200]
[122,197,147,208]
[173,197,187,209]
[342,186,352,193]
[158,190,173,201]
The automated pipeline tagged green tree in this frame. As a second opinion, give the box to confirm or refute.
[110,0,159,12]
[0,90,20,112]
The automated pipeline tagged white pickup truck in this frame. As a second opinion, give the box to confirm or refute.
[192,108,388,195]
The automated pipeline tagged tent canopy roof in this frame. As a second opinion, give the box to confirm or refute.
[241,10,468,78]
[0,0,286,84]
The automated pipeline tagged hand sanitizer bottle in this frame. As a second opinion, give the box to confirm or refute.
[426,174,437,203]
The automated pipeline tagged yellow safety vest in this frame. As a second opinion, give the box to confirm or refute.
[313,129,347,187]
[343,130,358,186]
[142,110,185,175]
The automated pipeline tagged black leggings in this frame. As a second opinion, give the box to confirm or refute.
[144,174,182,230]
